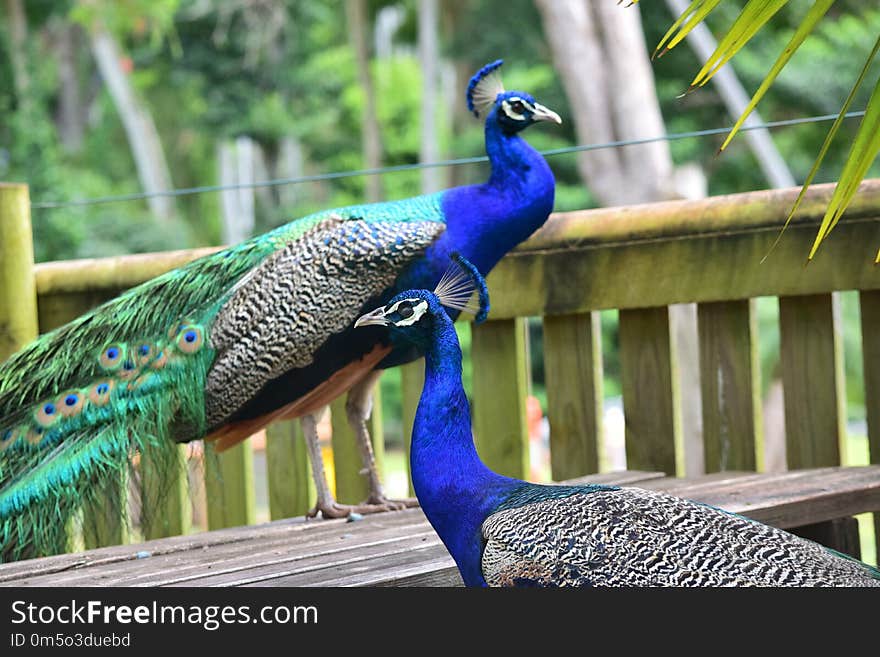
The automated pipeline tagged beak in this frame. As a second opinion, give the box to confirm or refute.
[531,103,562,124]
[354,307,389,328]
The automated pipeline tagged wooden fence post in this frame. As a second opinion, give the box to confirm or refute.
[266,420,315,519]
[204,440,256,530]
[471,318,530,479]
[0,183,38,359]
[619,306,680,475]
[543,312,603,480]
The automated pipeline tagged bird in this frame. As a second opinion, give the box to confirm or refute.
[354,261,880,587]
[0,59,561,561]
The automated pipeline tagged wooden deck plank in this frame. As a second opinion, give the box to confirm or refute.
[175,533,442,587]
[10,512,431,587]
[2,467,878,587]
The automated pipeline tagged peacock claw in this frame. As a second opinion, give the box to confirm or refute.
[306,497,420,520]
[365,495,420,511]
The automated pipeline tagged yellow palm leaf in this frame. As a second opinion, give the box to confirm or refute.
[690,0,789,90]
[808,69,880,260]
[650,0,723,59]
[768,34,880,262]
[719,0,834,153]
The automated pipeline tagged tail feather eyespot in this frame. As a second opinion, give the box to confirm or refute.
[175,325,205,354]
[57,390,85,418]
[0,426,22,451]
[136,342,157,367]
[150,349,169,369]
[117,354,141,381]
[34,401,60,428]
[88,380,115,407]
[128,372,155,391]
[99,343,126,371]
[26,426,45,446]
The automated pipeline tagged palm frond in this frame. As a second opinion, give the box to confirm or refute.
[631,0,880,262]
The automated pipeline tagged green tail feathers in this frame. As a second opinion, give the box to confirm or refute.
[0,219,300,562]
[0,327,213,562]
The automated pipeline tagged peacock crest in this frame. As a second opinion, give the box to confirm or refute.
[466,59,505,118]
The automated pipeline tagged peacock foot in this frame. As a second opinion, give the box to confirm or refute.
[306,496,420,520]
[363,495,420,512]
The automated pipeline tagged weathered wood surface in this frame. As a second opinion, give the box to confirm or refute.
[698,299,761,472]
[779,294,845,469]
[31,181,880,321]
[204,441,256,531]
[266,420,315,520]
[487,180,880,318]
[2,466,877,587]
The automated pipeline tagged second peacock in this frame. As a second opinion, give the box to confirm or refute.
[354,259,880,587]
[0,60,561,561]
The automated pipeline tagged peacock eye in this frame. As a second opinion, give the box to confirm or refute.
[510,100,525,113]
[398,304,414,319]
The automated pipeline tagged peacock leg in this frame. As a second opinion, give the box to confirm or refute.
[302,408,353,520]
[345,370,419,512]
[302,399,415,519]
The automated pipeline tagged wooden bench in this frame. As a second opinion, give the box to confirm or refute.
[2,466,878,587]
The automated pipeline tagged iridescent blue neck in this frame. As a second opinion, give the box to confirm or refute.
[432,111,555,277]
[410,302,518,587]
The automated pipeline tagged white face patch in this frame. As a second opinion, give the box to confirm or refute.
[387,298,430,327]
[501,96,534,121]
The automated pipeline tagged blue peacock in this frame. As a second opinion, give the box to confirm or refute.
[355,260,880,587]
[0,60,561,561]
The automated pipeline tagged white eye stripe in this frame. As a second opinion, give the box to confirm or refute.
[501,97,533,121]
[388,299,429,326]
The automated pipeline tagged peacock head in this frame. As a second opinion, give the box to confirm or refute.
[355,254,490,346]
[467,59,561,135]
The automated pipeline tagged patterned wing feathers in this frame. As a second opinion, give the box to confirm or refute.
[481,487,880,587]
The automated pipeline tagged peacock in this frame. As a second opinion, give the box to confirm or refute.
[355,260,880,587]
[0,60,561,561]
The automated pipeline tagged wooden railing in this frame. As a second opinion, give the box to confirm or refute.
[2,179,879,554]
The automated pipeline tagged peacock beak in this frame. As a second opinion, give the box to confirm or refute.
[355,307,390,328]
[531,103,562,124]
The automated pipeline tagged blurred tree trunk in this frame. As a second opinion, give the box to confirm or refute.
[218,137,255,245]
[277,136,304,209]
[534,0,675,206]
[5,0,29,100]
[89,26,176,223]
[346,0,383,203]
[535,0,705,476]
[418,0,442,194]
[51,21,87,154]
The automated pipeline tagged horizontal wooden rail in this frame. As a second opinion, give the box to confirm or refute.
[489,180,880,318]
[33,180,880,319]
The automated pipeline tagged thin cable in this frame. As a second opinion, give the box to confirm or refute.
[30,110,866,210]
